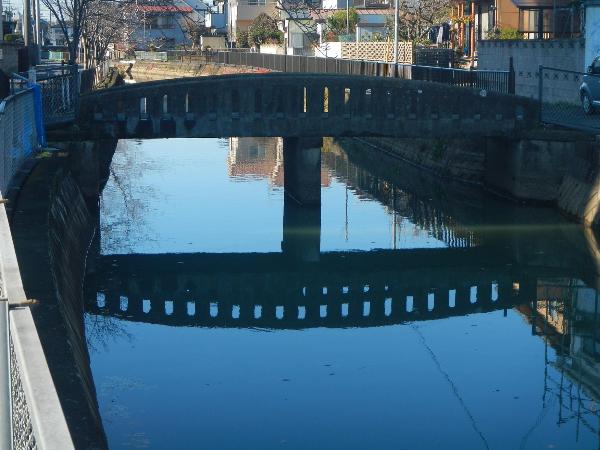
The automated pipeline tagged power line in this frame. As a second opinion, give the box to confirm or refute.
[411,324,491,450]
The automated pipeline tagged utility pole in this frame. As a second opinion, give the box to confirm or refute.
[393,0,398,63]
[23,0,31,47]
[346,0,349,35]
[34,0,41,45]
[0,0,4,41]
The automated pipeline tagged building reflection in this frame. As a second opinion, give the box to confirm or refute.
[227,137,331,188]
[518,280,600,439]
[227,137,285,186]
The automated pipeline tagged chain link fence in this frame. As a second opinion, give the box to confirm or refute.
[539,66,600,134]
[10,64,107,128]
[0,89,38,194]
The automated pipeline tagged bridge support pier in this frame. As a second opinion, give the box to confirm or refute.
[281,137,322,263]
[283,137,322,206]
[282,197,321,263]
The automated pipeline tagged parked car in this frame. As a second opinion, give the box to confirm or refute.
[581,56,600,114]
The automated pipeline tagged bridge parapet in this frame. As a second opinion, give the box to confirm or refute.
[80,73,539,139]
[90,275,522,329]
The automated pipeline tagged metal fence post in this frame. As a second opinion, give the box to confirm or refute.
[0,298,13,450]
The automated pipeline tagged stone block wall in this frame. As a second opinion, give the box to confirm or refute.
[478,39,585,103]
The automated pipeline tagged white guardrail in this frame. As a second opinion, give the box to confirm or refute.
[0,88,74,449]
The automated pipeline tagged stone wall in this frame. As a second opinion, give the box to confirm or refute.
[478,39,585,102]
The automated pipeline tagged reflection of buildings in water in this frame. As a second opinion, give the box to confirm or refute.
[228,137,284,186]
[520,279,600,437]
[321,147,477,249]
[227,137,331,187]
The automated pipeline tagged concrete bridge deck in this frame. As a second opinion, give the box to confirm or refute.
[79,73,539,140]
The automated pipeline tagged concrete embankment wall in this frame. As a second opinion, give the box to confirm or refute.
[117,60,267,81]
[354,137,487,184]
[353,132,600,226]
[10,152,108,449]
[48,171,103,442]
[557,145,600,226]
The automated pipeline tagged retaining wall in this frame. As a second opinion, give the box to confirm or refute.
[558,143,600,226]
[478,39,585,102]
[10,152,108,449]
[118,60,266,82]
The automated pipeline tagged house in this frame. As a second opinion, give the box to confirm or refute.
[132,0,203,49]
[47,22,73,46]
[313,7,393,44]
[513,0,582,39]
[224,0,277,45]
[452,0,582,62]
[206,0,228,35]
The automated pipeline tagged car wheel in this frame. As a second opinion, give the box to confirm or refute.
[582,93,594,115]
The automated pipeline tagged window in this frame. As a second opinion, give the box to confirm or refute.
[148,14,175,29]
[518,6,581,39]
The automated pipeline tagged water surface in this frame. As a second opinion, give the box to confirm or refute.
[85,137,600,450]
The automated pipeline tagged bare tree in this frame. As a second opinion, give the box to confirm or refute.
[391,0,451,43]
[278,0,450,55]
[43,0,208,66]
[80,0,137,68]
[41,0,91,63]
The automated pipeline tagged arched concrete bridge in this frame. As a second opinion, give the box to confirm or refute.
[79,73,539,140]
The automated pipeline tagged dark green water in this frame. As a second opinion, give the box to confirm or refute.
[84,137,600,450]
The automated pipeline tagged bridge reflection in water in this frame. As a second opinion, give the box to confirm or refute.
[86,137,595,330]
[85,137,600,446]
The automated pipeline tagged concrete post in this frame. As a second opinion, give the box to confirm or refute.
[584,0,600,70]
[282,137,322,206]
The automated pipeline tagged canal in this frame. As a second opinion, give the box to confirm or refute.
[73,136,600,449]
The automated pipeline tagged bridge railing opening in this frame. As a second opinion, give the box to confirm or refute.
[539,66,599,133]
